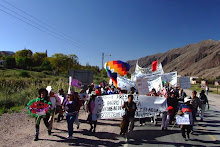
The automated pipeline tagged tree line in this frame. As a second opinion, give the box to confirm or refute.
[2,49,101,75]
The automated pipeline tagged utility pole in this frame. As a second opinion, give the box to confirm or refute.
[101,53,104,81]
[102,53,104,71]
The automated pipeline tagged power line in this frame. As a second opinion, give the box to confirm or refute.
[0,7,86,49]
[1,0,86,48]
[0,3,83,48]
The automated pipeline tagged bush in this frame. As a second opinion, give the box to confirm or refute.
[42,71,53,75]
[35,72,47,78]
[18,71,30,78]
[32,66,43,72]
[4,56,16,68]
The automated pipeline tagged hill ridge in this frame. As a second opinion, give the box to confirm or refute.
[127,39,220,78]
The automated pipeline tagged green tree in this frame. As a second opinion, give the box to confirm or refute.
[41,59,52,71]
[33,52,47,67]
[14,49,34,69]
[16,57,33,69]
[4,56,16,68]
[14,49,33,58]
[49,53,78,73]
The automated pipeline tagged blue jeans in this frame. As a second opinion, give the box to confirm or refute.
[66,113,76,137]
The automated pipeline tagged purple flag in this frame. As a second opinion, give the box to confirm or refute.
[71,79,82,88]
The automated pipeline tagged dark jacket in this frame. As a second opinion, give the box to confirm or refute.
[199,94,208,104]
[167,97,178,112]
[124,101,137,118]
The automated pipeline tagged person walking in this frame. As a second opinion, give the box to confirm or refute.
[73,92,81,129]
[122,95,137,142]
[190,90,201,134]
[87,91,98,133]
[79,89,88,110]
[190,90,202,122]
[63,93,80,139]
[167,92,178,124]
[34,88,52,141]
[199,90,209,121]
[161,93,173,130]
[179,89,187,102]
[56,89,66,122]
[178,97,194,141]
[205,85,209,95]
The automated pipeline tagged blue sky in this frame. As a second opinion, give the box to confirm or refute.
[0,0,220,67]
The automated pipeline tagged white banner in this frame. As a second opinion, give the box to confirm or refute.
[95,94,167,119]
[148,75,163,92]
[136,78,149,95]
[135,62,164,75]
[117,76,136,91]
[176,114,190,125]
[180,76,191,89]
[161,72,178,87]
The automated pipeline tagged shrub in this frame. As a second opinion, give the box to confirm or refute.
[19,71,30,78]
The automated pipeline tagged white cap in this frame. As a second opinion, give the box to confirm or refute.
[184,97,191,103]
[91,91,96,96]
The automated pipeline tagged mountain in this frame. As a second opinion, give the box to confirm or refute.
[0,51,15,57]
[127,39,220,79]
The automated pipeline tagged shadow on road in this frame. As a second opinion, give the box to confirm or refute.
[40,133,124,147]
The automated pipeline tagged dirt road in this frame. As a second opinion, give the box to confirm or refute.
[0,109,125,147]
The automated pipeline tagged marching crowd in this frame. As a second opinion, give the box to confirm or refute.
[33,82,209,142]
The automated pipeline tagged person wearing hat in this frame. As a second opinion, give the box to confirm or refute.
[178,97,194,141]
[108,86,118,95]
[34,88,51,141]
[87,91,98,133]
[95,85,102,96]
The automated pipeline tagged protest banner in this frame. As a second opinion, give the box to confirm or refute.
[136,77,149,95]
[117,76,136,91]
[148,75,163,92]
[135,74,162,92]
[135,62,164,76]
[176,114,190,125]
[161,72,177,87]
[95,94,167,119]
[180,76,191,89]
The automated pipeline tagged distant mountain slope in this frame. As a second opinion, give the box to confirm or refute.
[127,40,220,78]
[0,51,15,57]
